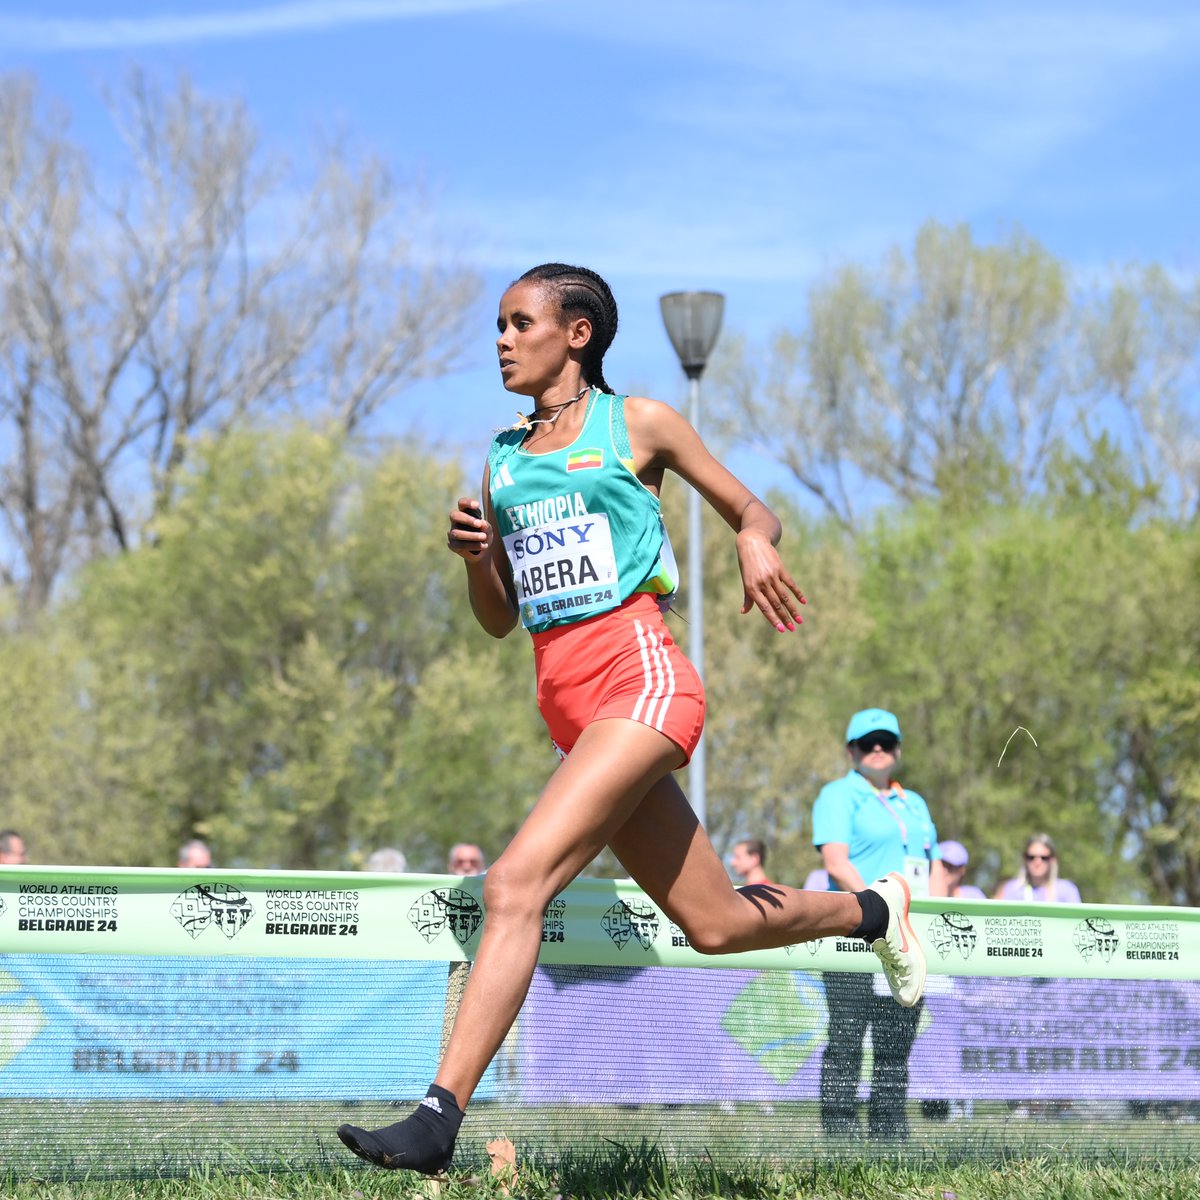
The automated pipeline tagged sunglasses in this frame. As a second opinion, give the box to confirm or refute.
[851,734,899,754]
[1024,853,1053,862]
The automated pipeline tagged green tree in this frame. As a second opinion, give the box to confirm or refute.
[1116,521,1200,904]
[50,425,546,869]
[0,606,190,866]
[693,491,869,879]
[846,497,1151,902]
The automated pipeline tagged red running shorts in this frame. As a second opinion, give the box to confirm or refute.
[531,592,705,763]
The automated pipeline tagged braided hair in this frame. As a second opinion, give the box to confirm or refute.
[517,263,619,394]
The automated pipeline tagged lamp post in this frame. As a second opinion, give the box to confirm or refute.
[659,290,724,829]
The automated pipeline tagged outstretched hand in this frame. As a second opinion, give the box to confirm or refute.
[736,530,806,631]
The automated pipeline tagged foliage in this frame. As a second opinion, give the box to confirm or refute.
[677,484,868,879]
[0,610,188,867]
[1116,521,1200,905]
[847,498,1148,900]
[0,425,548,869]
[664,461,1199,905]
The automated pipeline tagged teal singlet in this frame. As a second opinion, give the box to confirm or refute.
[487,390,678,633]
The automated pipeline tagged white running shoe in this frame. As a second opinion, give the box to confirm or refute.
[868,872,926,1007]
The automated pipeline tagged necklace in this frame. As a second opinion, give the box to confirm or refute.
[497,385,591,434]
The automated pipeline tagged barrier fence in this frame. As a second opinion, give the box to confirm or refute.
[2,866,1198,1178]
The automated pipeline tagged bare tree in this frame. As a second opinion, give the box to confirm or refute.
[1083,263,1200,523]
[716,221,1075,530]
[0,70,481,620]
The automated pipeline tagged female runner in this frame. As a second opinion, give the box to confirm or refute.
[337,263,926,1174]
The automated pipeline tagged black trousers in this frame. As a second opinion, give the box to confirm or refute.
[820,971,923,1140]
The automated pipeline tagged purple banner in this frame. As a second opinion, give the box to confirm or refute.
[521,966,1200,1101]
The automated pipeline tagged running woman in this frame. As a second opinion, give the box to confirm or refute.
[337,263,927,1174]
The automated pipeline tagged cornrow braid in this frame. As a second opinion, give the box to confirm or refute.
[517,263,619,394]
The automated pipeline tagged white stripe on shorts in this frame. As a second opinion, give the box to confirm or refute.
[630,618,676,732]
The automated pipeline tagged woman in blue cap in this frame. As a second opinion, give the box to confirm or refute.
[811,707,947,1141]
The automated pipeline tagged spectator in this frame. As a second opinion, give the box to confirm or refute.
[730,838,772,886]
[0,830,27,864]
[994,833,1080,903]
[803,867,831,891]
[995,831,1080,1120]
[446,843,487,875]
[940,840,987,901]
[813,707,947,1141]
[364,847,408,873]
[177,839,213,869]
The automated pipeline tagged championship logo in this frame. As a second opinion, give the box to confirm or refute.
[1073,917,1120,963]
[930,912,978,961]
[408,887,484,947]
[602,899,659,950]
[170,884,254,940]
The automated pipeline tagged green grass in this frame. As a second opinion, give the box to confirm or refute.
[4,1101,1200,1198]
[5,1156,1200,1200]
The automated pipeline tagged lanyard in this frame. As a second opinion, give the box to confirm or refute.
[872,782,914,853]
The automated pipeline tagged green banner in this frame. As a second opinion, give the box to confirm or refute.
[1,866,1195,980]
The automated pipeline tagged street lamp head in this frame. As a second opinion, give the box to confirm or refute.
[659,291,725,380]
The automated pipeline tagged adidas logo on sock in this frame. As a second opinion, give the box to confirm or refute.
[420,1096,443,1115]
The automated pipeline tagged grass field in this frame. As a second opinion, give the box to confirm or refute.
[4,1154,1200,1200]
[4,1100,1200,1198]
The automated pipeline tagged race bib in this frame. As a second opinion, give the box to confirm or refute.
[505,512,620,629]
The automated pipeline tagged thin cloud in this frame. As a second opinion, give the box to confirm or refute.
[0,0,534,51]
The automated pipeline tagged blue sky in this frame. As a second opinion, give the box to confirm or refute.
[3,0,1199,488]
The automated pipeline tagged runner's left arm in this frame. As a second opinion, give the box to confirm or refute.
[625,395,806,630]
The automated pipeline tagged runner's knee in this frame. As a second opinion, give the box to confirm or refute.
[677,920,743,956]
[481,863,555,924]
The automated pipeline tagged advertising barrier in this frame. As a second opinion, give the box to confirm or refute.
[2,866,1197,979]
[522,966,1200,1102]
[2,867,1199,1104]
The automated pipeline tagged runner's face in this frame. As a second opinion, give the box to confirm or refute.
[496,282,575,397]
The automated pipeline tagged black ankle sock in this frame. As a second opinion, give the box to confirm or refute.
[850,888,888,942]
[337,1083,464,1173]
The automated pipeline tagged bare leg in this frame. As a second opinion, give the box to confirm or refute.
[339,720,907,1173]
[439,725,864,1106]
[434,719,688,1107]
[608,771,862,952]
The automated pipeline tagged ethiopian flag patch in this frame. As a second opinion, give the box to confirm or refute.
[567,448,604,471]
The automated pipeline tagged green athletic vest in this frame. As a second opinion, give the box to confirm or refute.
[487,390,678,633]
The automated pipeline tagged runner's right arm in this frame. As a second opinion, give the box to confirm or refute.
[448,466,519,638]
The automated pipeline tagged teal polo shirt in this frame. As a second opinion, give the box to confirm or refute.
[811,769,941,889]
